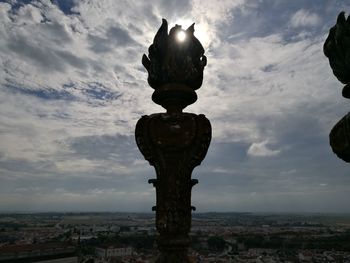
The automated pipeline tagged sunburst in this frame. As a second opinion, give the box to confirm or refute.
[172,18,210,48]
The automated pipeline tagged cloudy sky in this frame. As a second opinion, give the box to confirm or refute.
[0,0,349,213]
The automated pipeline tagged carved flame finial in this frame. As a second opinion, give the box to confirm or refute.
[324,11,350,98]
[324,12,350,163]
[142,19,207,91]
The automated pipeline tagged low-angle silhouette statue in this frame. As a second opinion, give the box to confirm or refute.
[324,12,350,163]
[135,19,211,262]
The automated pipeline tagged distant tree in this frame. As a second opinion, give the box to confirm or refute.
[80,245,95,255]
[207,236,226,251]
[244,235,264,248]
[191,235,202,251]
[119,235,155,250]
[119,226,130,232]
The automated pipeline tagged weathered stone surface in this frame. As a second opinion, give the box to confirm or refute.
[324,12,350,98]
[324,12,350,162]
[135,112,211,262]
[330,112,350,162]
[142,19,207,91]
[136,19,211,261]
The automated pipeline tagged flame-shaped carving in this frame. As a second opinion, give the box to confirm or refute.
[324,12,350,98]
[142,19,207,90]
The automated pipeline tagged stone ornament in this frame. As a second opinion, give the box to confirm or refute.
[324,12,350,163]
[324,12,350,98]
[135,19,212,262]
[142,19,207,91]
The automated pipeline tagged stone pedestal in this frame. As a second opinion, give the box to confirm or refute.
[135,19,211,261]
[330,112,350,162]
[135,86,211,262]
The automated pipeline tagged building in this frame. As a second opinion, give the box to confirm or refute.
[0,242,77,262]
[95,245,133,259]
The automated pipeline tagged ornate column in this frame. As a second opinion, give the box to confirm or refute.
[135,19,211,262]
[324,12,350,162]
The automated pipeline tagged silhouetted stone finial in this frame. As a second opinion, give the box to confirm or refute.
[324,11,350,98]
[136,18,212,262]
[142,19,207,91]
[324,12,350,163]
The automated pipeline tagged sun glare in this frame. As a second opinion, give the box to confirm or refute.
[173,18,210,48]
[177,30,186,42]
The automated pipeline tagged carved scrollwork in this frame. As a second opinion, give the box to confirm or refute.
[135,113,211,166]
[135,112,211,236]
[136,18,211,262]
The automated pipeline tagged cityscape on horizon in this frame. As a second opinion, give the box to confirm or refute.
[0,211,350,262]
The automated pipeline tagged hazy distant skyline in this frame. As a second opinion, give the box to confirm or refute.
[0,0,349,213]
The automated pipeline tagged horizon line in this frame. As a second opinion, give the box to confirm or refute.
[0,210,350,215]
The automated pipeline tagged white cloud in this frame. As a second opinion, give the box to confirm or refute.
[212,167,232,174]
[191,0,246,24]
[0,0,349,212]
[280,169,296,175]
[247,140,281,157]
[290,9,321,28]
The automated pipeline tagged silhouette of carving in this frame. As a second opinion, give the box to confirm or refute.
[142,19,207,91]
[324,12,350,98]
[329,113,350,162]
[136,19,211,262]
[324,11,350,163]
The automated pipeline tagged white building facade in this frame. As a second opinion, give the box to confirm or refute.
[95,246,133,258]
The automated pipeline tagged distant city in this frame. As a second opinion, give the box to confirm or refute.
[0,212,349,262]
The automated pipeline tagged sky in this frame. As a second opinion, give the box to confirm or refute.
[0,0,349,213]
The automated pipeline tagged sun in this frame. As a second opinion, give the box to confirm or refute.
[176,30,187,42]
[172,18,210,48]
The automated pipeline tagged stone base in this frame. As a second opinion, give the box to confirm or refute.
[156,251,192,263]
[342,83,350,99]
[330,112,350,162]
[155,235,192,263]
[152,84,197,113]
